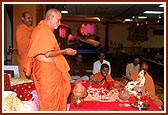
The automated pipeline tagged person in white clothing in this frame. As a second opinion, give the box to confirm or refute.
[126,57,140,78]
[93,52,111,75]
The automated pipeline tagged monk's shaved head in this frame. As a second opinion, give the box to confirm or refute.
[44,8,62,30]
[22,12,31,18]
[45,8,62,19]
[141,62,149,72]
[21,12,33,26]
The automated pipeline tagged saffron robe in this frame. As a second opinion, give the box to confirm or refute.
[25,20,71,111]
[16,24,33,77]
[93,72,114,83]
[130,71,163,107]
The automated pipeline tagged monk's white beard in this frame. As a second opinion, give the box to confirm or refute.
[54,25,59,29]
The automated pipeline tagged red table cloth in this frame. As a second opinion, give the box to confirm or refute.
[70,81,161,111]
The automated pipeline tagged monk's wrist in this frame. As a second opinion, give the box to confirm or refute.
[62,49,67,55]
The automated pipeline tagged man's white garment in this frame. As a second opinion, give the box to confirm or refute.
[126,63,140,78]
[93,60,111,75]
[71,75,90,83]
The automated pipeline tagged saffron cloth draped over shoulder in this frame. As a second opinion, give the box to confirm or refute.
[93,72,114,83]
[130,71,163,107]
[25,20,70,76]
[24,20,71,111]
[16,24,33,78]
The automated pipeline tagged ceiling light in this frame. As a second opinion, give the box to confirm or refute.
[143,11,164,14]
[132,16,135,18]
[124,19,133,21]
[138,16,147,19]
[61,10,68,14]
[159,4,164,7]
[61,5,68,14]
[137,23,140,26]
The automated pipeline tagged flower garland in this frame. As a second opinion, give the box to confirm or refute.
[125,70,145,94]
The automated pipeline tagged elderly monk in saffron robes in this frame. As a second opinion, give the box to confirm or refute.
[16,12,33,78]
[92,63,114,84]
[130,62,163,108]
[24,8,77,111]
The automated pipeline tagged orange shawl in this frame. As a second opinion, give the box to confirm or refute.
[16,24,33,77]
[130,71,163,107]
[16,24,33,55]
[25,20,70,76]
[93,72,114,83]
[25,20,71,110]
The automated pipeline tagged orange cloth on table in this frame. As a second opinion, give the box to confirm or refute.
[16,24,33,78]
[130,71,163,107]
[25,20,71,111]
[93,72,114,83]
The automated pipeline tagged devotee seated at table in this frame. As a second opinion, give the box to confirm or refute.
[93,52,111,75]
[91,63,114,85]
[69,54,90,83]
[126,56,140,78]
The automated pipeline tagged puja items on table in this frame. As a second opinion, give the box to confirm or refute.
[72,80,88,107]
[73,80,88,98]
[72,80,130,102]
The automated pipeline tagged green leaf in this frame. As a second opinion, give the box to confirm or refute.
[74,95,79,100]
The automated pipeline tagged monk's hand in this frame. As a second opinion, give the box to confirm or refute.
[64,48,77,55]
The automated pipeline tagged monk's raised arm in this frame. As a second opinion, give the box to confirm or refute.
[45,48,77,58]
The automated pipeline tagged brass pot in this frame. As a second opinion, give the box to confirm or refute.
[73,96,84,108]
[118,88,130,101]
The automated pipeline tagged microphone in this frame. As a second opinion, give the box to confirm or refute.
[100,72,107,82]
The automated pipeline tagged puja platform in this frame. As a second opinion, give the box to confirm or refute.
[69,81,161,111]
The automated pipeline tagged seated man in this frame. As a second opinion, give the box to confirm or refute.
[130,62,163,108]
[69,54,89,83]
[91,63,114,85]
[93,52,111,75]
[126,57,140,78]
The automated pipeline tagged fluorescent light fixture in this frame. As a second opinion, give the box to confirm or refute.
[143,11,164,14]
[61,10,68,14]
[138,16,147,19]
[159,4,164,7]
[124,19,133,21]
